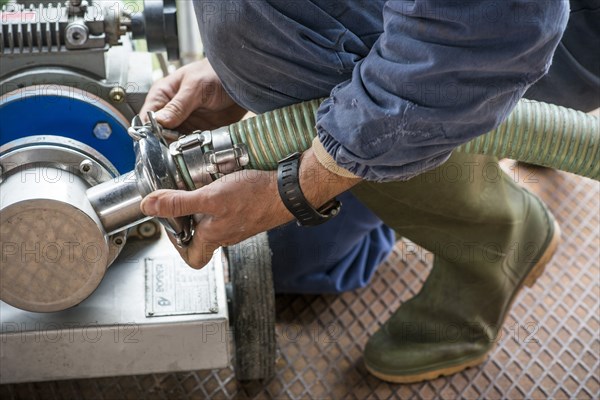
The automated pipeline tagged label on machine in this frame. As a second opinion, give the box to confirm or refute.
[145,254,219,317]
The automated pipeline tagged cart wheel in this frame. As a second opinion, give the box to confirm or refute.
[225,232,276,386]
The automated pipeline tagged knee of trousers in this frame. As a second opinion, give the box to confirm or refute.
[193,2,356,112]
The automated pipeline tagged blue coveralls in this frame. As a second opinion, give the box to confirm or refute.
[193,0,598,293]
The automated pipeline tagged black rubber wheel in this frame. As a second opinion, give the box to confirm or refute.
[225,232,276,386]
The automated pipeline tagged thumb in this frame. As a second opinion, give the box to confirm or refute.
[140,189,205,218]
[155,90,195,128]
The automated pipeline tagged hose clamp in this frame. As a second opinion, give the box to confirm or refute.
[204,127,250,176]
[169,132,211,155]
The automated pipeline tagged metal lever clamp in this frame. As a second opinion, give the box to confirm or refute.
[131,112,194,247]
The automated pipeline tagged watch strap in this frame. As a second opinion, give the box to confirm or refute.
[277,152,341,226]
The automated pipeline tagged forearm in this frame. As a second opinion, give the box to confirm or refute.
[299,147,362,210]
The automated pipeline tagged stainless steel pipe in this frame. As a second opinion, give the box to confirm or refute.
[86,171,151,236]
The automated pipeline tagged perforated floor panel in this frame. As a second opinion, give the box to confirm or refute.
[1,163,598,399]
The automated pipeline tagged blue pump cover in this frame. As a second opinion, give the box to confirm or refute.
[0,94,135,174]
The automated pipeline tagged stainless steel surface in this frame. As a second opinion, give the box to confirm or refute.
[65,22,89,47]
[89,114,193,245]
[133,115,192,246]
[0,2,107,54]
[86,171,150,236]
[0,0,172,315]
[87,110,197,239]
[137,220,160,239]
[89,114,251,251]
[0,135,118,188]
[117,117,250,245]
[1,44,153,118]
[0,231,230,384]
[203,127,249,176]
[145,255,219,317]
[0,167,110,312]
[0,2,115,78]
[0,0,178,57]
[168,127,249,188]
[1,48,109,81]
[79,159,94,174]
[111,118,250,244]
[169,131,213,189]
[0,136,125,312]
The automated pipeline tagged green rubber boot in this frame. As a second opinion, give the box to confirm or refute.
[352,152,560,383]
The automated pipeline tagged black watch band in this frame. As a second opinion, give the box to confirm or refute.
[277,152,341,226]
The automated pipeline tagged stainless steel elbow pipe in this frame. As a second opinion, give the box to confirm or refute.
[86,113,249,246]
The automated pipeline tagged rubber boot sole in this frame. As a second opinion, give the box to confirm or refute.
[365,220,561,384]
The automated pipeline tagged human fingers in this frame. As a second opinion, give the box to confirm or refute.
[153,84,201,129]
[180,230,220,269]
[140,189,214,218]
[139,75,180,123]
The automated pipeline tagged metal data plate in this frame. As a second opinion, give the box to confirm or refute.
[145,256,219,317]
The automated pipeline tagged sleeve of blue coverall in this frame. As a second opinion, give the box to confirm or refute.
[315,0,569,182]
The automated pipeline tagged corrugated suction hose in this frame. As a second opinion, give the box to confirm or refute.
[228,99,599,180]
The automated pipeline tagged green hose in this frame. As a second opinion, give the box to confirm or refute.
[229,99,322,171]
[229,99,599,181]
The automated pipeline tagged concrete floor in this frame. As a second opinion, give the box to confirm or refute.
[1,162,598,399]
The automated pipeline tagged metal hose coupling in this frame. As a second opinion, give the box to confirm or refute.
[168,126,249,190]
[86,112,249,247]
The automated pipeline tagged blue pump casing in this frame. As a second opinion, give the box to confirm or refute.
[0,90,135,174]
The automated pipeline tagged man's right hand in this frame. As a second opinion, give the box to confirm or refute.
[139,59,247,132]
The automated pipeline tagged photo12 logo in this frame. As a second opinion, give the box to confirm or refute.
[1,322,140,344]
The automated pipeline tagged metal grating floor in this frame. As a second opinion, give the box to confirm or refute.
[1,163,599,400]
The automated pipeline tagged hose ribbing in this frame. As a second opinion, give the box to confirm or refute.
[229,99,322,170]
[229,99,599,181]
[457,100,599,180]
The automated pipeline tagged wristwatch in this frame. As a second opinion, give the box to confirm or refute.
[277,152,341,226]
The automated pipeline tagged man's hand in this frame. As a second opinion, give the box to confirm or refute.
[139,59,247,132]
[139,148,361,268]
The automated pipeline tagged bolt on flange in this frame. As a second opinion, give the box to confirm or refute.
[93,122,112,139]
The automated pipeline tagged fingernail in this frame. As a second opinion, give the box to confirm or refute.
[156,110,171,123]
[141,197,158,216]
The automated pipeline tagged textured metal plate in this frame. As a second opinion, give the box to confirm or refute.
[0,164,598,398]
[0,199,108,313]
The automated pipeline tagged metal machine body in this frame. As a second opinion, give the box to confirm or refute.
[0,0,237,383]
[0,0,163,174]
[0,0,166,312]
[0,135,126,312]
[0,234,230,384]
